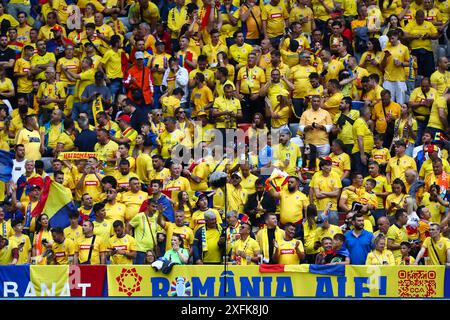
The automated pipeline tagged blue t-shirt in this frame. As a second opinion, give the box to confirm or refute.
[344,230,373,265]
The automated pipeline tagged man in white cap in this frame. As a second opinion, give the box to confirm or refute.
[123,51,154,109]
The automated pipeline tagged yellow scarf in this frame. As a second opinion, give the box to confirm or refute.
[258,226,284,260]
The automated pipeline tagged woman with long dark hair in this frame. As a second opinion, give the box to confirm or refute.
[176,191,194,225]
[300,144,318,186]
[303,204,319,264]
[386,178,407,221]
[359,38,384,78]
[32,214,52,265]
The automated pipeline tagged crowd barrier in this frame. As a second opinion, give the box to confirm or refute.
[0,264,449,298]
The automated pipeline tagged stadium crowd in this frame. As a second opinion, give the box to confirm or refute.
[0,0,450,268]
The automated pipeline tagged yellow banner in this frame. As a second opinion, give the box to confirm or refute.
[107,265,445,298]
[30,265,70,297]
[107,265,153,296]
[58,152,97,160]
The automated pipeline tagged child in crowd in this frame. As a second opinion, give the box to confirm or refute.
[370,134,390,174]
[397,242,415,265]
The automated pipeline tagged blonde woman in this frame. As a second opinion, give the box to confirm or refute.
[366,234,396,265]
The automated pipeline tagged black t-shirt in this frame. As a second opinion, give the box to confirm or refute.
[0,47,16,79]
[267,228,276,263]
[74,129,98,152]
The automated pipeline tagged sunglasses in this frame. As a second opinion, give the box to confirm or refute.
[178,110,185,114]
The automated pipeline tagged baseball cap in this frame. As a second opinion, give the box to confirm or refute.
[51,25,63,32]
[197,111,207,117]
[118,114,131,123]
[279,128,292,135]
[29,184,41,191]
[135,51,144,60]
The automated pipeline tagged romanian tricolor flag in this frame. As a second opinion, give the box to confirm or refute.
[259,264,345,276]
[264,168,289,192]
[31,176,76,228]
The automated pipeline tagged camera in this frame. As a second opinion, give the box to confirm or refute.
[42,239,48,245]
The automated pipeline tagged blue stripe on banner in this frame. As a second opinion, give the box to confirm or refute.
[444,267,450,297]
[0,265,30,297]
[309,264,346,276]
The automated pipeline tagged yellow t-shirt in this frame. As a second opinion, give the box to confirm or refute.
[273,142,302,176]
[94,140,119,175]
[56,57,80,85]
[190,209,223,234]
[430,70,450,96]
[329,152,351,178]
[30,52,56,80]
[108,234,137,265]
[229,43,253,66]
[190,85,214,117]
[314,225,343,244]
[290,64,317,99]
[422,236,450,265]
[104,202,126,224]
[352,118,375,154]
[364,174,392,209]
[64,225,83,243]
[76,235,106,264]
[100,49,124,79]
[13,58,32,93]
[428,96,448,131]
[203,228,223,263]
[36,81,66,110]
[323,92,344,118]
[383,42,410,82]
[16,128,41,160]
[51,238,75,265]
[212,97,242,129]
[9,235,31,264]
[403,20,437,51]
[420,192,446,223]
[333,110,360,145]
[300,108,333,145]
[262,3,289,38]
[237,65,266,94]
[163,222,194,251]
[277,238,304,265]
[310,171,342,210]
[158,129,185,159]
[371,147,391,165]
[372,101,401,134]
[121,190,148,221]
[366,249,396,265]
[409,87,439,120]
[387,223,408,260]
[386,155,417,183]
[279,190,309,225]
[232,236,261,265]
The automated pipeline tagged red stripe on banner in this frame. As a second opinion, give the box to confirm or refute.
[69,265,107,297]
[259,264,285,273]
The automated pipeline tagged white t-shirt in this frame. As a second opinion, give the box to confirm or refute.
[12,159,26,183]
